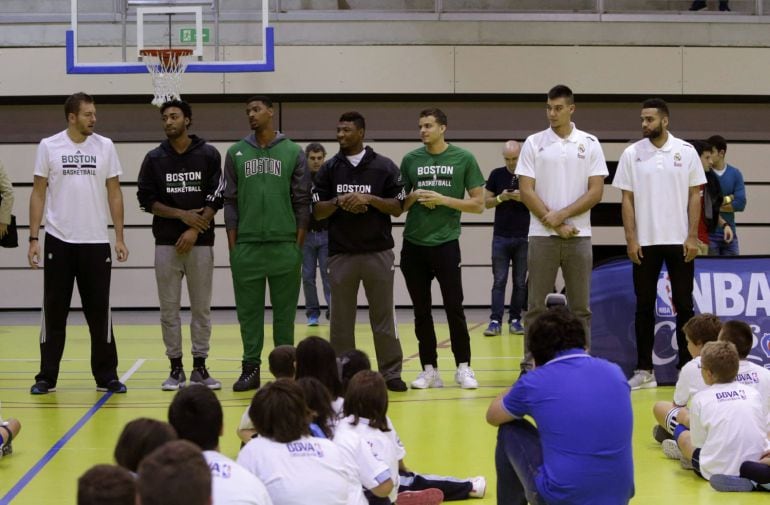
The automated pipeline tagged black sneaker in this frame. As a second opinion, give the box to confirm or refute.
[30,380,55,395]
[719,1,730,11]
[652,425,674,444]
[386,377,408,392]
[689,0,706,10]
[233,362,260,392]
[97,380,127,393]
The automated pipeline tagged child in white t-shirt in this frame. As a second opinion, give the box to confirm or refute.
[652,313,722,444]
[718,320,770,425]
[236,380,359,505]
[661,341,770,483]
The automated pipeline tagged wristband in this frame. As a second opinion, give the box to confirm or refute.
[332,197,340,207]
[722,222,730,229]
[724,195,732,204]
[29,237,39,242]
[496,195,502,204]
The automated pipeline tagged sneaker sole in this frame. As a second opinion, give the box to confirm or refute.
[483,331,501,337]
[410,380,444,390]
[630,380,658,391]
[161,383,185,391]
[96,387,127,393]
[30,387,56,395]
[710,474,755,492]
[190,381,222,390]
[662,439,683,460]
[458,382,479,389]
[397,488,444,505]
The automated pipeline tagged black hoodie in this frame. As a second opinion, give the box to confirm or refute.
[137,135,223,246]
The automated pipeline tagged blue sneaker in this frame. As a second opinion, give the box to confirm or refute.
[483,321,501,336]
[97,380,127,394]
[30,380,55,395]
[308,315,320,326]
[509,319,524,334]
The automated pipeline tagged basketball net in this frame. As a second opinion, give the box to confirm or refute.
[140,48,193,107]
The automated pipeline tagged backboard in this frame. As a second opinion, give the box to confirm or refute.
[66,0,274,74]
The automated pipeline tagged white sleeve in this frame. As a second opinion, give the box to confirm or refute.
[673,362,694,406]
[106,140,123,178]
[687,151,706,187]
[515,137,537,179]
[351,433,391,489]
[238,407,255,432]
[611,148,633,191]
[588,139,609,177]
[689,394,706,448]
[33,141,50,178]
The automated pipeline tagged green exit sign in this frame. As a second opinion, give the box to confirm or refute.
[180,28,210,43]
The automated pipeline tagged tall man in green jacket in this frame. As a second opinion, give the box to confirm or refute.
[222,95,311,392]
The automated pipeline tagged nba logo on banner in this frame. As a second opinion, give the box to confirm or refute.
[656,271,675,317]
[759,333,770,359]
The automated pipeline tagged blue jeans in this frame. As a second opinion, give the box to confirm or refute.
[490,235,528,323]
[708,227,740,256]
[302,230,331,318]
[495,419,545,505]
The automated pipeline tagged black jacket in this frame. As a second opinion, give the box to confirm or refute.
[137,135,223,246]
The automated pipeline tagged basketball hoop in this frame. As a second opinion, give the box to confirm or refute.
[140,48,193,107]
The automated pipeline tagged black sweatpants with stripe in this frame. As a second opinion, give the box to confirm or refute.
[36,234,119,388]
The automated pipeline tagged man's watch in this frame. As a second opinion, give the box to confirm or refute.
[332,197,340,207]
[29,236,39,242]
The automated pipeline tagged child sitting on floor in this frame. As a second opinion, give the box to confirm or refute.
[652,313,722,444]
[661,341,769,487]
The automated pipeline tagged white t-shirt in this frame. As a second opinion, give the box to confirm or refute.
[612,133,705,246]
[204,450,274,505]
[34,130,122,243]
[690,381,770,479]
[516,123,608,237]
[331,426,390,505]
[236,436,358,505]
[736,359,770,429]
[335,416,406,504]
[673,356,707,407]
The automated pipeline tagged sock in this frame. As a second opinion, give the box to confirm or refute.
[193,357,206,369]
[664,407,682,435]
[673,424,689,441]
[740,461,770,484]
[170,357,183,370]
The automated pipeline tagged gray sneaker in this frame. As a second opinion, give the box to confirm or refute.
[190,367,222,390]
[710,474,755,492]
[162,367,186,391]
[628,369,657,390]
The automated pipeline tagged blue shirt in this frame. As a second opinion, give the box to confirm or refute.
[502,349,634,505]
[714,163,746,228]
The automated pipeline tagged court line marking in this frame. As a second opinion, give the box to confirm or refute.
[0,359,145,505]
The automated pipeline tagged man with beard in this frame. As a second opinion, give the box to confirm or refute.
[28,92,129,394]
[313,111,407,392]
[223,95,310,392]
[613,98,705,390]
[137,100,223,391]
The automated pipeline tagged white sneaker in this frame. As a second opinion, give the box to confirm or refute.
[455,363,478,389]
[468,476,486,498]
[411,365,444,389]
[662,439,683,460]
[628,369,657,390]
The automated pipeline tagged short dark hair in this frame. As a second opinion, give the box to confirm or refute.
[707,134,727,153]
[719,320,754,358]
[339,349,371,394]
[419,108,447,126]
[137,440,211,505]
[641,98,669,118]
[297,376,336,439]
[683,313,722,346]
[700,340,739,383]
[547,84,574,104]
[249,379,312,443]
[690,139,713,157]
[64,92,94,119]
[78,465,136,505]
[269,344,296,379]
[168,385,222,451]
[246,95,273,108]
[296,336,343,398]
[114,418,177,472]
[339,111,366,130]
[343,370,390,432]
[160,99,193,127]
[526,307,586,366]
[305,142,326,156]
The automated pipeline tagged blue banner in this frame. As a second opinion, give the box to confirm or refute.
[591,256,770,385]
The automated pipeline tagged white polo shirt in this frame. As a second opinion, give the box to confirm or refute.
[516,123,608,238]
[690,382,769,479]
[236,436,357,505]
[34,130,122,243]
[204,450,274,505]
[612,133,705,247]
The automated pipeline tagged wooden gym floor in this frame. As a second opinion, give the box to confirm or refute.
[0,309,766,504]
